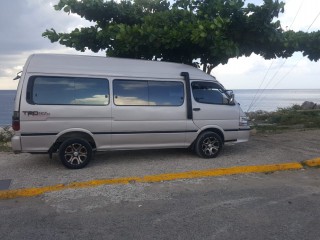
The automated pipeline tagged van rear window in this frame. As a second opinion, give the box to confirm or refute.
[27,76,109,105]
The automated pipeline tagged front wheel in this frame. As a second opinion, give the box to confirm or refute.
[59,138,92,169]
[195,132,223,158]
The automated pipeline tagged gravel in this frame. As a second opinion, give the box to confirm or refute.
[0,129,319,190]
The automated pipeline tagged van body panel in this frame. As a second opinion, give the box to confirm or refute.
[25,54,214,81]
[11,136,22,152]
[185,121,200,144]
[191,103,240,142]
[20,135,56,152]
[111,105,188,148]
[189,80,243,141]
[111,134,189,150]
[236,130,251,143]
[110,77,190,148]
[18,72,112,152]
[18,103,112,151]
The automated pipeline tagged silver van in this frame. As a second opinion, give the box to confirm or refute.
[11,54,250,169]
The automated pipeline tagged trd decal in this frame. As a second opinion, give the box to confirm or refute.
[22,111,50,116]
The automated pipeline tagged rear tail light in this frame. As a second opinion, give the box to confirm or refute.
[12,111,20,131]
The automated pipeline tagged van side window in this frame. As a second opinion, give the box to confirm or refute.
[27,76,109,105]
[149,81,184,106]
[113,80,184,106]
[191,82,228,105]
[113,80,148,106]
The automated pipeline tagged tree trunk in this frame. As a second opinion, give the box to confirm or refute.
[202,63,207,72]
[206,64,215,74]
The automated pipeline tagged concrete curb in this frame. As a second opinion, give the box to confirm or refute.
[301,157,320,167]
[0,159,319,200]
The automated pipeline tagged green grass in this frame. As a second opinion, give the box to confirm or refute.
[248,105,320,133]
[0,143,11,152]
[249,105,320,133]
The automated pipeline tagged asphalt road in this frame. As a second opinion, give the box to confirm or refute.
[1,168,320,240]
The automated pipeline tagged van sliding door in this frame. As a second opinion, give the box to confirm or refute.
[111,79,188,149]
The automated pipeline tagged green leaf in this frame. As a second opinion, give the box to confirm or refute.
[200,32,207,38]
[63,6,70,13]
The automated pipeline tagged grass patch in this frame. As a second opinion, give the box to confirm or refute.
[248,105,320,133]
[0,126,13,152]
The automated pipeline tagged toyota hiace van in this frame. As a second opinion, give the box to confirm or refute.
[12,54,250,169]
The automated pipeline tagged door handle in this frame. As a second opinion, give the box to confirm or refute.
[193,108,201,111]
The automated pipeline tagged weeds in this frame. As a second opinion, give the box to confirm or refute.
[0,126,13,152]
[248,105,320,133]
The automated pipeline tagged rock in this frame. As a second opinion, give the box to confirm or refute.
[301,101,316,110]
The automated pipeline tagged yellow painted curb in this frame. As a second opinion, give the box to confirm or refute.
[302,157,320,167]
[0,162,303,200]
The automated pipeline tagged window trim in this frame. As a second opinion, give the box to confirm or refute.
[113,79,185,107]
[26,75,110,106]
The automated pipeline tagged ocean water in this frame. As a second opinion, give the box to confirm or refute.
[0,90,16,127]
[0,89,319,126]
[234,89,320,112]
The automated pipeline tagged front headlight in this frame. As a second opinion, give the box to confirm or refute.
[239,116,248,126]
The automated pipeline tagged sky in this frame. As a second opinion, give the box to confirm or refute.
[0,0,320,90]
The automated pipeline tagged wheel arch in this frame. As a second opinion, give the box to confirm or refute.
[50,129,97,153]
[190,127,225,149]
[200,127,225,143]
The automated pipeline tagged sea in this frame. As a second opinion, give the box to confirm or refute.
[0,89,319,127]
[234,89,320,112]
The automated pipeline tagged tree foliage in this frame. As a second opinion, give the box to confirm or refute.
[43,0,320,73]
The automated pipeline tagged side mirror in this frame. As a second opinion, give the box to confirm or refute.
[226,90,235,105]
[13,71,22,80]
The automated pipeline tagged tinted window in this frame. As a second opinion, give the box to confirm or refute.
[29,76,109,105]
[149,81,184,106]
[113,80,148,106]
[192,82,226,105]
[113,80,184,106]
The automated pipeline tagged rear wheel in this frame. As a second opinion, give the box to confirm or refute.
[195,132,223,158]
[59,138,92,169]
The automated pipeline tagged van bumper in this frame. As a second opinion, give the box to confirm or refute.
[11,135,22,153]
[236,128,251,143]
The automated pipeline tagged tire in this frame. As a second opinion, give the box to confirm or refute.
[59,138,92,169]
[195,132,223,158]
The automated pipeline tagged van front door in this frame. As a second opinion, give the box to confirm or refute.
[190,81,239,135]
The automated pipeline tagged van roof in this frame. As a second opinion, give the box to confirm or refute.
[25,54,216,81]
